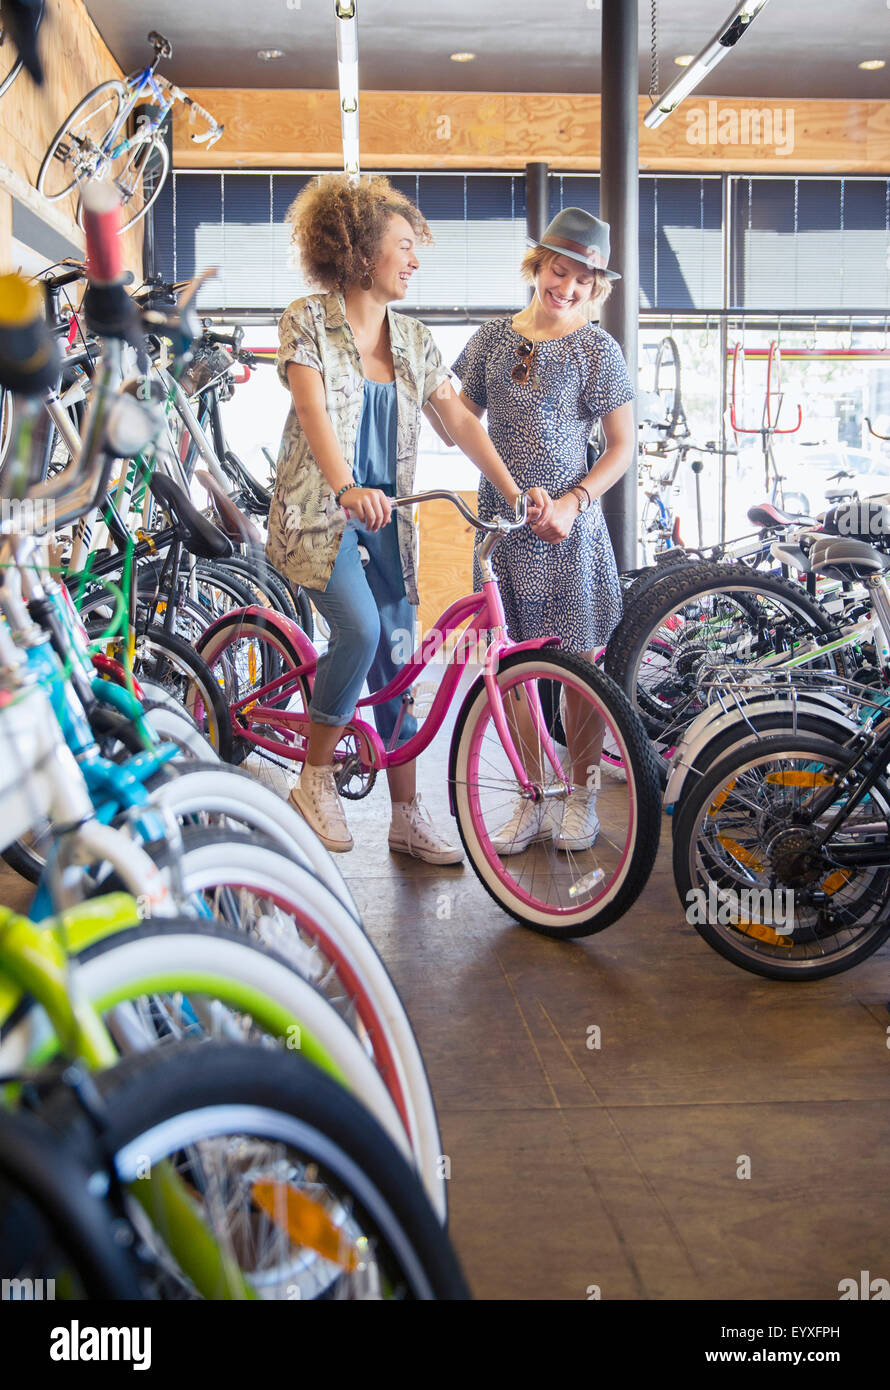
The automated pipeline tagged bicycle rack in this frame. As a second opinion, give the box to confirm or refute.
[729,340,804,511]
[729,341,803,435]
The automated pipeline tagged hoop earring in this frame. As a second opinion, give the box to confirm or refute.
[360,270,373,290]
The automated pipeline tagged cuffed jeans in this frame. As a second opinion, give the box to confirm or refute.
[302,518,418,749]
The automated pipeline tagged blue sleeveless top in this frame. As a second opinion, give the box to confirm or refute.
[353,378,398,494]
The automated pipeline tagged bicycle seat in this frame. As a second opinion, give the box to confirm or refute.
[223,450,272,512]
[148,472,232,560]
[195,469,261,546]
[822,500,890,545]
[747,502,812,529]
[809,536,890,582]
[824,487,858,503]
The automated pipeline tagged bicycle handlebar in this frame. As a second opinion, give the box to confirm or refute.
[391,489,529,532]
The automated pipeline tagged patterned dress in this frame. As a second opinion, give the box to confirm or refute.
[452,318,634,653]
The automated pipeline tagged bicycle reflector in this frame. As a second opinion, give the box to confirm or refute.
[0,273,61,394]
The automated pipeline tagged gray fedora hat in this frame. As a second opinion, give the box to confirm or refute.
[530,206,621,281]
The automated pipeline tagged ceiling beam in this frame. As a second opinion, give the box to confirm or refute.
[171,90,890,173]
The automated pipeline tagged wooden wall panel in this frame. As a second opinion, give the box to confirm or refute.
[172,91,890,174]
[0,0,143,274]
[417,490,479,640]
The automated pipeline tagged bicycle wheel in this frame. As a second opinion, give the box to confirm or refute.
[197,608,312,769]
[221,555,301,623]
[605,563,849,743]
[37,79,126,202]
[44,1042,469,1299]
[0,914,410,1168]
[0,37,23,101]
[132,625,233,760]
[94,825,444,1210]
[653,335,686,438]
[146,760,357,916]
[0,1107,143,1300]
[672,732,890,979]
[76,134,170,233]
[668,706,858,828]
[451,648,662,937]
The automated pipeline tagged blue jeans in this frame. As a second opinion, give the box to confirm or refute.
[302,519,418,749]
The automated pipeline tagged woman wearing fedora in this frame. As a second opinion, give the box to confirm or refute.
[452,207,636,856]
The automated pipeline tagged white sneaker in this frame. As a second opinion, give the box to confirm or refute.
[389,795,464,866]
[555,790,600,852]
[490,798,552,856]
[289,763,353,853]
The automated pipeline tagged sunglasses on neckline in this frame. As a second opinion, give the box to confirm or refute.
[510,337,538,386]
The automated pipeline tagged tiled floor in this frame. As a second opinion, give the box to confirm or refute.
[4,673,888,1301]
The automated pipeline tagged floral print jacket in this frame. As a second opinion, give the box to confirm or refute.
[266,291,452,603]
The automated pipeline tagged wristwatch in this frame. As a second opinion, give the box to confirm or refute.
[570,485,591,513]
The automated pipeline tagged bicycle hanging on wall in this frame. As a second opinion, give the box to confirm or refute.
[36,30,223,232]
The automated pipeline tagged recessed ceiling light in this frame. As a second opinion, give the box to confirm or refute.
[858,58,886,70]
[450,52,476,63]
[257,49,285,61]
[674,54,694,67]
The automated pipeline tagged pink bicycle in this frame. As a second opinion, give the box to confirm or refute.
[196,492,662,938]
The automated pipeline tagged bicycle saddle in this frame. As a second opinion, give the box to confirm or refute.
[809,536,890,582]
[747,502,813,529]
[822,500,890,545]
[148,472,233,560]
[223,450,272,513]
[195,469,261,546]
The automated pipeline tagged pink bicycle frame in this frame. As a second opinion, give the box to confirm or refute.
[210,580,570,804]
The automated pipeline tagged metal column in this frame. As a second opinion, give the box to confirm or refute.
[598,0,639,573]
[526,162,549,301]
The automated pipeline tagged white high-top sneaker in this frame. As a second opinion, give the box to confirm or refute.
[554,789,600,852]
[289,763,353,853]
[389,795,464,865]
[490,798,552,856]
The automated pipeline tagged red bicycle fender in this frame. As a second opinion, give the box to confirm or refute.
[91,652,145,701]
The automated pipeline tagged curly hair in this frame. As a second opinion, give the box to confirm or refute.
[520,245,612,318]
[285,174,432,293]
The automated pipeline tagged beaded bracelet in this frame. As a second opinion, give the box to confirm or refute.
[335,482,355,505]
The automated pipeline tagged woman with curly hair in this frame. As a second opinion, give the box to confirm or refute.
[452,207,636,856]
[267,173,551,859]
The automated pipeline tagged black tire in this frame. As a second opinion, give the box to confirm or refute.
[449,648,662,938]
[669,707,858,829]
[193,561,258,617]
[621,550,700,610]
[196,607,312,766]
[132,625,233,760]
[604,562,848,741]
[222,554,300,623]
[43,1042,470,1300]
[672,732,890,980]
[0,1107,143,1300]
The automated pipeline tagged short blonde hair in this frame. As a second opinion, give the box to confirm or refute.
[520,245,612,319]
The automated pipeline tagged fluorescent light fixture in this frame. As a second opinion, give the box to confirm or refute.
[858,58,886,70]
[644,0,771,130]
[335,1,360,180]
[674,55,694,67]
[450,52,476,62]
